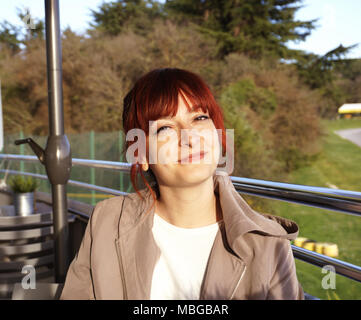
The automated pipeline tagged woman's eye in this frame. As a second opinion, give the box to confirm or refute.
[156,115,209,134]
[157,126,170,134]
[196,115,209,121]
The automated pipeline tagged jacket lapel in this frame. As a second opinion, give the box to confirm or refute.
[199,221,247,300]
[116,192,161,300]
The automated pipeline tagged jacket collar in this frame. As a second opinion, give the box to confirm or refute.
[117,171,299,251]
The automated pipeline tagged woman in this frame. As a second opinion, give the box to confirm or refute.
[60,68,304,300]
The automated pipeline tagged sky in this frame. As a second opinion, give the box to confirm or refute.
[0,0,360,59]
[288,0,361,58]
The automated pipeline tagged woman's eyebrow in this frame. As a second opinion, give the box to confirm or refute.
[190,105,204,112]
[158,106,206,120]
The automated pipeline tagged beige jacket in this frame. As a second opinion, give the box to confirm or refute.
[60,172,304,300]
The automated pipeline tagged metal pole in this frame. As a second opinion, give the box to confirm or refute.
[90,130,95,206]
[119,131,124,192]
[44,0,71,283]
[19,130,24,172]
[45,0,64,136]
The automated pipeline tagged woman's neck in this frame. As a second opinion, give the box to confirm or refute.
[154,176,223,228]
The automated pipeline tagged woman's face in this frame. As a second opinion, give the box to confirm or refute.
[145,93,221,188]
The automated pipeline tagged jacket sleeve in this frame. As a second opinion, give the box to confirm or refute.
[59,202,103,300]
[267,238,304,300]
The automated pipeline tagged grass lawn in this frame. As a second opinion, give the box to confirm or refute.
[243,118,361,299]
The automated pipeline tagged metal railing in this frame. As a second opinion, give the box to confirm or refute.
[1,154,361,285]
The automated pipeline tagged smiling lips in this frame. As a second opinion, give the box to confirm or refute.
[178,151,207,163]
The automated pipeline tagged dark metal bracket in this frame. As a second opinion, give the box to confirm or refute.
[14,136,71,185]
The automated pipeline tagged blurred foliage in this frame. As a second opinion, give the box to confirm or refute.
[219,78,282,180]
[218,56,322,178]
[0,21,22,54]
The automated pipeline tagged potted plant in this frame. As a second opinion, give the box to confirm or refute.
[8,175,38,216]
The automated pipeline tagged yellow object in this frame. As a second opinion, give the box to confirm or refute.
[315,242,325,254]
[294,237,308,247]
[338,103,361,114]
[323,243,339,258]
[294,237,339,257]
[303,241,316,251]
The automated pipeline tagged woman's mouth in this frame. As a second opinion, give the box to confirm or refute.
[178,151,207,163]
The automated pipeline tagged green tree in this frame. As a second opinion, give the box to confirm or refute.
[0,8,44,55]
[219,79,278,179]
[163,0,316,59]
[18,8,45,42]
[295,44,358,118]
[0,21,22,54]
[296,44,357,90]
[334,58,361,104]
[89,0,165,36]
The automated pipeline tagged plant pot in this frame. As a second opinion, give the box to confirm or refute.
[13,192,35,216]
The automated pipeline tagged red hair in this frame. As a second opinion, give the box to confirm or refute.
[122,68,227,208]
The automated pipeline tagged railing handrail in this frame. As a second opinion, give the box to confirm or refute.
[0,169,127,197]
[1,154,360,217]
[231,179,361,218]
[0,154,132,171]
[1,154,361,284]
[292,246,361,283]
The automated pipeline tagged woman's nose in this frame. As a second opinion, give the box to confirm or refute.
[178,127,190,147]
[178,127,205,152]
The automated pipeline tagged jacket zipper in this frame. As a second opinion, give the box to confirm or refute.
[229,265,247,300]
[115,238,128,300]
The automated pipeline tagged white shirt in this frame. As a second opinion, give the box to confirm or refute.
[150,212,221,300]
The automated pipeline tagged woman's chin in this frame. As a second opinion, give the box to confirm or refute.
[174,164,216,182]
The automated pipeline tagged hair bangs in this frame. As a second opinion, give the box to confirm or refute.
[132,69,215,135]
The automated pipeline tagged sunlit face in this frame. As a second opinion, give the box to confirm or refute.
[144,93,221,188]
